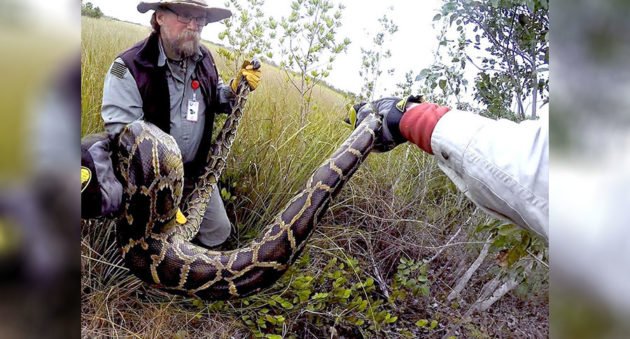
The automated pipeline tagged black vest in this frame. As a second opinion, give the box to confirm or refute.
[118,32,219,177]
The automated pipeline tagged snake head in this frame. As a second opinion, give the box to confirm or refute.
[249,57,261,70]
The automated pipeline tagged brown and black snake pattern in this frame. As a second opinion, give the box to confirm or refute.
[115,84,382,300]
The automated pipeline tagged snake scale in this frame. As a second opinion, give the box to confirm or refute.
[115,80,382,300]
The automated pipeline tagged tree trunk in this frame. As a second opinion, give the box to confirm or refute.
[476,275,501,302]
[447,235,492,302]
[470,276,520,313]
[467,253,539,314]
[531,73,538,119]
[516,95,525,120]
[299,72,307,127]
[530,43,538,119]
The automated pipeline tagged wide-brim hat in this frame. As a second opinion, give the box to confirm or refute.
[137,0,232,23]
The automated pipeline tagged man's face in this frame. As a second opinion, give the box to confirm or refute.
[156,6,205,59]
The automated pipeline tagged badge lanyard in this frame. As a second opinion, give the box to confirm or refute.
[186,79,200,122]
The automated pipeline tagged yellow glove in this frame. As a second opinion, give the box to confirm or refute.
[81,166,91,193]
[231,59,262,92]
[176,208,187,225]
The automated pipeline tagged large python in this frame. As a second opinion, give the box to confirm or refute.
[115,79,382,300]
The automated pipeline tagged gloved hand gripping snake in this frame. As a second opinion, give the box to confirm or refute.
[112,60,383,300]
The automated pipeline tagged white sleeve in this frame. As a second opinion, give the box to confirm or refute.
[100,58,144,136]
[430,110,549,241]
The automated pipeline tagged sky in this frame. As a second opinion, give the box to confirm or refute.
[80,0,445,97]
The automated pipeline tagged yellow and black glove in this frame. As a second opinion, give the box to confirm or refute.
[344,95,424,152]
[231,59,262,92]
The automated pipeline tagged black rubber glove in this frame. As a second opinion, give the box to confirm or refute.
[345,95,423,152]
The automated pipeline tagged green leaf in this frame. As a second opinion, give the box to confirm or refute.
[296,290,311,302]
[312,292,328,300]
[280,299,293,309]
[498,224,519,237]
[415,319,428,327]
[507,246,526,266]
[439,79,447,90]
[265,314,276,324]
[257,317,267,328]
[416,68,430,81]
[430,319,438,329]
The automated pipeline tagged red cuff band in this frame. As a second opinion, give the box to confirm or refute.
[399,102,451,154]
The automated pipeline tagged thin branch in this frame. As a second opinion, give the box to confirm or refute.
[527,249,549,269]
[465,55,500,72]
[447,234,493,302]
[468,13,534,66]
[425,218,468,264]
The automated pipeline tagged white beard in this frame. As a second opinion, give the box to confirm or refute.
[162,29,200,59]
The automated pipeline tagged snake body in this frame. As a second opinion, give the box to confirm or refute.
[115,85,381,300]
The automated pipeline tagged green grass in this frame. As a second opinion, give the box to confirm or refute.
[81,16,547,338]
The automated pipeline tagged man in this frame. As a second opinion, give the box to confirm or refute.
[99,0,261,247]
[349,97,548,242]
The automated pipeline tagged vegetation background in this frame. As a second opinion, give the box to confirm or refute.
[81,0,549,337]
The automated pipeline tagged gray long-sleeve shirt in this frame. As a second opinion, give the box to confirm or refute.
[101,39,234,163]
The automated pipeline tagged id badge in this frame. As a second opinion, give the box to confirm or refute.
[186,100,199,122]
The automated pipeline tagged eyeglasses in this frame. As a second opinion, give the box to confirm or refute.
[164,7,207,27]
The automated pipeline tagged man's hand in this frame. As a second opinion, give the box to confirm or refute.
[345,95,423,152]
[231,59,261,92]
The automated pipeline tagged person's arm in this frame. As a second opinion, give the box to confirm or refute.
[401,105,549,241]
[100,58,144,137]
[215,78,236,114]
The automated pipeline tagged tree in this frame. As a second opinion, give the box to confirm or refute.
[415,23,470,108]
[393,70,417,98]
[415,0,550,320]
[218,0,273,76]
[277,0,351,126]
[358,9,398,102]
[81,1,103,19]
[418,0,549,119]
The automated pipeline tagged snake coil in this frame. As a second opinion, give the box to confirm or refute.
[115,80,382,300]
